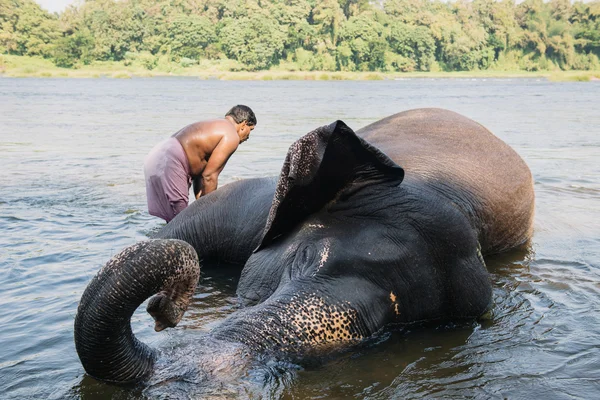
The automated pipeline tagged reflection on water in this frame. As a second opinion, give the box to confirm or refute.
[1,78,599,399]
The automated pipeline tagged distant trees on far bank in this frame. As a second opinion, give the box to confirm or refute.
[1,0,599,72]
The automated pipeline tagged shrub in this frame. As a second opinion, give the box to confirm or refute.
[137,52,157,70]
[294,48,315,71]
[180,57,198,68]
[572,52,600,70]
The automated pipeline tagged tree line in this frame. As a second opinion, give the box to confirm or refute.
[1,0,599,72]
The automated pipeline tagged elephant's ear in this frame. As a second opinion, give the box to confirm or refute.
[257,120,404,249]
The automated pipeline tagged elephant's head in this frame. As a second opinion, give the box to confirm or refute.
[214,120,489,355]
[213,121,408,353]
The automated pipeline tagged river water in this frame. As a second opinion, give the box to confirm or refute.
[0,78,599,399]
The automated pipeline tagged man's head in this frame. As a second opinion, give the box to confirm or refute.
[226,105,256,144]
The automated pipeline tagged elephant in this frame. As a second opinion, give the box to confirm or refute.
[74,108,534,384]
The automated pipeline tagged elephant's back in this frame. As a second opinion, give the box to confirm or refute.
[155,177,277,264]
[357,108,534,254]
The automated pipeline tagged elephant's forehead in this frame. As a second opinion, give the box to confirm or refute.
[282,221,330,250]
[296,216,350,239]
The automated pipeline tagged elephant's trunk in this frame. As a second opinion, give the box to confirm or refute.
[74,239,200,384]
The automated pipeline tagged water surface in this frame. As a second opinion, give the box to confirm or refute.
[1,78,599,399]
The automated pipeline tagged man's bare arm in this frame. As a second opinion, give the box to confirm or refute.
[200,137,238,197]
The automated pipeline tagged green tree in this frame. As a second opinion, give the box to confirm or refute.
[338,13,387,70]
[0,0,59,57]
[384,0,436,26]
[0,0,21,53]
[571,1,600,57]
[270,0,315,59]
[517,0,576,69]
[472,0,521,59]
[388,22,436,70]
[167,14,216,59]
[53,28,94,67]
[220,16,286,70]
[2,0,598,72]
[312,0,346,45]
[74,0,146,61]
[338,0,370,18]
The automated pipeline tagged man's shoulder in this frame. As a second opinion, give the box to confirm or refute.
[199,119,236,136]
[203,118,232,127]
[213,120,239,143]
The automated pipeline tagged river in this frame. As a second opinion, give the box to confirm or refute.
[0,78,599,399]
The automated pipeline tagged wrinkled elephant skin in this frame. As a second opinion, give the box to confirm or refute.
[75,108,534,383]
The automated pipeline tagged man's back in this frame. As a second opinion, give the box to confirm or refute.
[173,119,239,177]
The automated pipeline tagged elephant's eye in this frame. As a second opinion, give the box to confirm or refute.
[290,244,316,279]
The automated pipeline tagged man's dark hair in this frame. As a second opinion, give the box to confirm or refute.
[226,105,257,126]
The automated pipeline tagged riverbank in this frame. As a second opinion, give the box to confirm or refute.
[1,54,599,81]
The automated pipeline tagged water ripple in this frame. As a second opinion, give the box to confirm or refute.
[1,78,599,399]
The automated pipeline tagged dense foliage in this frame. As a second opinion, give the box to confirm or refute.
[1,0,599,71]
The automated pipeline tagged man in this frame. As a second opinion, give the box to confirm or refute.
[144,105,256,222]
